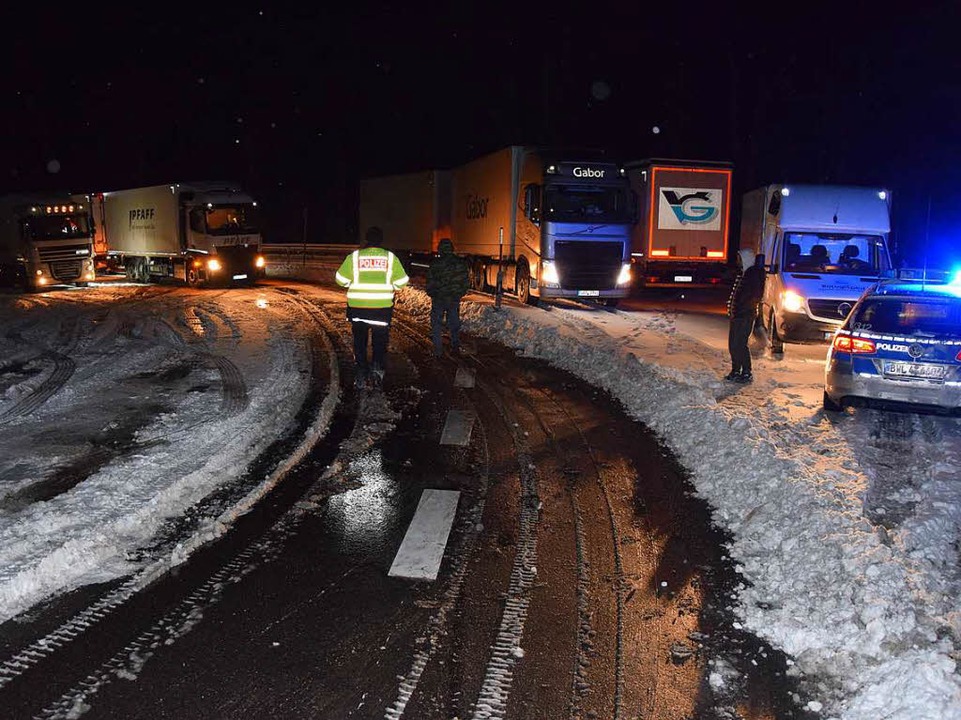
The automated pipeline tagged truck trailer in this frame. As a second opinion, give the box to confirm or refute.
[740,184,893,353]
[358,170,451,268]
[0,193,96,290]
[92,182,264,286]
[626,160,732,289]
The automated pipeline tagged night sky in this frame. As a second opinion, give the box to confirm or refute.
[2,3,960,264]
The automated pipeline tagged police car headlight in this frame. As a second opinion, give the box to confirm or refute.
[207,258,222,272]
[541,261,560,285]
[783,290,805,313]
[617,263,632,285]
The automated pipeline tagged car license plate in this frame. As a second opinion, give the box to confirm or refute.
[882,361,946,380]
[674,275,693,283]
[577,290,600,297]
[232,274,248,280]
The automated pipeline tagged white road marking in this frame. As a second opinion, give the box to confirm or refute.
[454,366,476,388]
[389,489,460,581]
[440,409,475,446]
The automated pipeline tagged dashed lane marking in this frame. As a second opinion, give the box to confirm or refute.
[454,366,476,388]
[389,489,460,581]
[440,409,475,446]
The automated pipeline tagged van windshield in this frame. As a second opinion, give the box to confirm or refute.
[782,233,889,275]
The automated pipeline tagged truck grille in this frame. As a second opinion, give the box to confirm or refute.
[808,298,853,321]
[50,260,82,280]
[554,241,623,290]
[37,244,91,262]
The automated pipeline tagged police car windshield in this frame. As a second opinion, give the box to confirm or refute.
[205,205,259,235]
[544,185,630,223]
[849,297,961,338]
[783,233,889,275]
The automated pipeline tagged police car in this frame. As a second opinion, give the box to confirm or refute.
[823,269,961,412]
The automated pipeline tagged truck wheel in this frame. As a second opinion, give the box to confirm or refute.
[515,266,534,305]
[186,266,200,287]
[823,391,843,412]
[470,261,486,291]
[769,311,784,354]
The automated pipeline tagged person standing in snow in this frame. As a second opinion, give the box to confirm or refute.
[726,248,766,383]
[426,238,470,357]
[335,226,409,389]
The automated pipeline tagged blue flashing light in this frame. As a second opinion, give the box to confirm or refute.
[951,268,961,286]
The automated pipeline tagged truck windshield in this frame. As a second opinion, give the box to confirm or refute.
[27,214,92,241]
[544,185,631,224]
[782,232,889,275]
[205,205,259,235]
[849,297,961,338]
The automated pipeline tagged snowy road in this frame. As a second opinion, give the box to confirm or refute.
[0,271,959,719]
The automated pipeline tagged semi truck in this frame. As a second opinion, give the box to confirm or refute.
[626,159,733,289]
[360,146,636,306]
[91,182,264,286]
[740,184,893,353]
[454,146,635,306]
[358,170,451,270]
[0,193,96,290]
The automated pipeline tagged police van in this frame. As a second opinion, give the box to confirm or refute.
[823,269,961,413]
[740,185,893,353]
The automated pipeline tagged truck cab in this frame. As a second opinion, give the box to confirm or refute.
[741,185,893,353]
[520,158,636,305]
[0,196,96,290]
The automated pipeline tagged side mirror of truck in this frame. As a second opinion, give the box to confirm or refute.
[524,184,541,224]
[630,190,639,224]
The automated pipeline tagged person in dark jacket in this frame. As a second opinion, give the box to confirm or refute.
[726,248,766,383]
[426,238,470,357]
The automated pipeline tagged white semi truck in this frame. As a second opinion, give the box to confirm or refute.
[0,193,96,290]
[91,182,264,286]
[740,184,893,353]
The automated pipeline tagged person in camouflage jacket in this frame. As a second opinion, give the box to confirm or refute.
[426,238,470,356]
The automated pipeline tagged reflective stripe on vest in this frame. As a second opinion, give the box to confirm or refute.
[346,249,398,308]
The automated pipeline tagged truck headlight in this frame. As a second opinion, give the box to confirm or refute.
[617,263,632,285]
[783,289,805,313]
[255,255,266,268]
[207,258,222,272]
[541,261,560,285]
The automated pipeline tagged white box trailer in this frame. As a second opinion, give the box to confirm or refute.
[740,184,893,353]
[0,193,96,290]
[358,170,451,261]
[93,182,264,286]
[450,146,635,306]
[627,160,733,288]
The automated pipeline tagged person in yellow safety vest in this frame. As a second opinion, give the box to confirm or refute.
[335,226,409,389]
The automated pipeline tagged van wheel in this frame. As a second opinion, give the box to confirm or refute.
[603,299,620,308]
[823,391,842,412]
[770,311,784,354]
